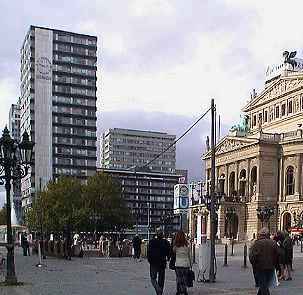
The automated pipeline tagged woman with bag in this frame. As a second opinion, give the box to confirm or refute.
[173,230,192,295]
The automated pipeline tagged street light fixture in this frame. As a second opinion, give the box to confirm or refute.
[160,212,174,237]
[256,206,275,229]
[0,127,34,285]
[225,207,237,239]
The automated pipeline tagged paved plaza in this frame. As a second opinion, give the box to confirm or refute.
[1,244,303,295]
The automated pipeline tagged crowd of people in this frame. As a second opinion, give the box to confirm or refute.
[249,227,296,295]
[18,226,299,295]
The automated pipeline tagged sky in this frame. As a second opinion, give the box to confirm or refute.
[2,0,303,204]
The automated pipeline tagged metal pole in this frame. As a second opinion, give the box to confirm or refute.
[223,243,228,267]
[147,202,150,242]
[231,239,234,256]
[301,240,303,253]
[218,115,221,143]
[39,178,46,259]
[5,175,17,284]
[209,98,216,282]
[243,243,247,268]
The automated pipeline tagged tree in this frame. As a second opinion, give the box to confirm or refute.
[0,205,6,225]
[26,177,86,233]
[84,172,132,232]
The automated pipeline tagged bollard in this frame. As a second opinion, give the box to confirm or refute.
[231,239,234,256]
[223,243,228,267]
[301,240,303,253]
[242,243,247,268]
[36,241,46,268]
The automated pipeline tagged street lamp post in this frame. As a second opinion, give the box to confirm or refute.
[256,207,275,230]
[132,208,140,235]
[225,207,236,239]
[160,213,173,238]
[0,127,34,285]
[209,98,216,283]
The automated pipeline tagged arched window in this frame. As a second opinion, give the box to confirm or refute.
[250,166,257,195]
[239,169,246,196]
[229,172,235,195]
[218,174,225,194]
[286,166,295,195]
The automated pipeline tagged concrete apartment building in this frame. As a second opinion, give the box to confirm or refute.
[99,168,182,237]
[19,26,97,209]
[9,102,21,142]
[9,102,22,222]
[101,128,176,173]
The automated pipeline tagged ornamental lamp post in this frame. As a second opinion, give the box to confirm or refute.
[256,206,275,230]
[0,127,34,285]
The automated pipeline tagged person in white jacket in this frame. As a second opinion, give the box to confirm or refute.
[173,230,192,295]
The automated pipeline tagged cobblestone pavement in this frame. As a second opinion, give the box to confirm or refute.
[1,244,303,295]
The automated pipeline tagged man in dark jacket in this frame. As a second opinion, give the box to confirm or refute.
[147,229,170,295]
[249,227,278,295]
[132,234,142,260]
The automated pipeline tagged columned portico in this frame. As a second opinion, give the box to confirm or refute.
[189,51,303,242]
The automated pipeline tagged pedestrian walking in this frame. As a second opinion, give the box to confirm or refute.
[283,229,293,280]
[273,231,286,280]
[147,229,171,295]
[63,225,72,260]
[21,232,30,256]
[249,227,278,295]
[173,230,192,295]
[132,234,142,261]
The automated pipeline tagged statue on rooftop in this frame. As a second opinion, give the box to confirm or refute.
[283,50,297,69]
[205,136,210,151]
[230,114,250,133]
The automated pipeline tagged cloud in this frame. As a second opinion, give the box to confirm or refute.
[2,0,302,130]
[1,0,303,180]
[0,78,18,130]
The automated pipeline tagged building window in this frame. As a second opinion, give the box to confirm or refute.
[275,106,280,119]
[218,174,225,194]
[264,110,268,122]
[239,169,246,196]
[229,172,235,196]
[288,100,293,114]
[250,166,257,196]
[286,166,295,195]
[258,113,262,127]
[281,104,286,116]
[253,115,257,126]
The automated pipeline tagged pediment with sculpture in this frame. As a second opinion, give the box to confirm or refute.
[203,136,258,159]
[243,76,303,112]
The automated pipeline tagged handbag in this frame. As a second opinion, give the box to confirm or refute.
[186,269,195,287]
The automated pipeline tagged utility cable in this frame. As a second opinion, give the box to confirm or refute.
[131,107,211,171]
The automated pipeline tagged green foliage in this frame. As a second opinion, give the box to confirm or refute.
[25,173,132,234]
[0,205,7,225]
[84,172,132,232]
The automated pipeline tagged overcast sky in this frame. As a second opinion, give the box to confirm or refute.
[1,0,303,204]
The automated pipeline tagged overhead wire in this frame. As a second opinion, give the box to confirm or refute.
[130,106,211,171]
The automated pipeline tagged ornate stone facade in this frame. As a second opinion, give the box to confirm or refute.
[189,55,303,242]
